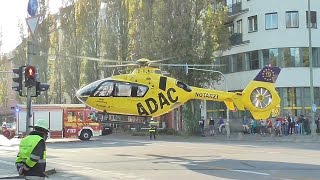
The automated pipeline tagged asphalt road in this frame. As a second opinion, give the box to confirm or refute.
[1,135,320,180]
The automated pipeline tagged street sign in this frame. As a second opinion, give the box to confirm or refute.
[26,15,40,37]
[312,104,317,113]
[27,0,38,16]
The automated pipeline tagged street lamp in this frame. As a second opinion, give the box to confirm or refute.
[187,66,230,138]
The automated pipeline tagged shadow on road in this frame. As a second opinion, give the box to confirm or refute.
[147,154,320,180]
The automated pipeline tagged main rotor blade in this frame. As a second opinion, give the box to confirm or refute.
[160,64,226,67]
[41,53,121,63]
[100,64,138,68]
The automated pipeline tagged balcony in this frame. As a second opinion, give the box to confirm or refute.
[229,33,249,46]
[227,2,249,22]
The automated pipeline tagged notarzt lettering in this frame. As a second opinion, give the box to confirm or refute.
[195,92,219,99]
[137,88,178,116]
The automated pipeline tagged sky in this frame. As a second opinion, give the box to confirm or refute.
[0,0,62,54]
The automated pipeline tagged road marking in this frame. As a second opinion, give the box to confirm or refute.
[102,142,118,145]
[238,145,261,148]
[232,169,270,176]
[127,156,147,160]
[170,161,191,165]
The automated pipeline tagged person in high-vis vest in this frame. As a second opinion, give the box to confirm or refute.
[16,119,49,180]
[149,118,157,140]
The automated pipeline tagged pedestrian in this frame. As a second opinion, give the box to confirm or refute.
[288,115,295,135]
[266,118,273,134]
[209,117,215,136]
[199,117,205,136]
[217,117,225,133]
[149,118,157,140]
[251,118,257,134]
[316,116,320,133]
[260,120,267,135]
[16,119,49,180]
[242,116,250,134]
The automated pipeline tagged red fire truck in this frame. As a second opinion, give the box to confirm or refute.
[15,104,102,140]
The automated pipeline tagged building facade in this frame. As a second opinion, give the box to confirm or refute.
[209,0,320,119]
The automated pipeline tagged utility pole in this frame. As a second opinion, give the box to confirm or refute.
[308,0,316,136]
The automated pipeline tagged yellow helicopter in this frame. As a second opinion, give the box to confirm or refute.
[76,58,281,120]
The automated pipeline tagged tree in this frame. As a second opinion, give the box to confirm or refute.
[60,0,82,103]
[77,0,101,84]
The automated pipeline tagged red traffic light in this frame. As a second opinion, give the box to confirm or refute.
[25,66,36,79]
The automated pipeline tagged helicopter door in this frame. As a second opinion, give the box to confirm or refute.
[92,81,115,111]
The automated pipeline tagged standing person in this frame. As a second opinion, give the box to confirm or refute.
[288,115,295,135]
[251,118,257,134]
[274,118,282,136]
[266,118,273,134]
[199,117,205,137]
[315,116,320,133]
[209,117,215,136]
[16,119,49,180]
[217,117,225,133]
[260,120,267,135]
[149,118,157,140]
[242,116,250,134]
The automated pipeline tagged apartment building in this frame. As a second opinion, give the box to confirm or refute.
[209,0,320,118]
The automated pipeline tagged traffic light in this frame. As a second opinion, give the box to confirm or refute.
[12,66,24,96]
[25,66,37,87]
[35,82,50,97]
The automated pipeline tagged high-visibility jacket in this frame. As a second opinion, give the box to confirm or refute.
[16,131,46,178]
[149,126,156,132]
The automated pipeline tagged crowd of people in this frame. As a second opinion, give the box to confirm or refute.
[199,114,320,137]
[242,114,320,136]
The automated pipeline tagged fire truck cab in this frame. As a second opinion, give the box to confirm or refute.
[16,104,102,141]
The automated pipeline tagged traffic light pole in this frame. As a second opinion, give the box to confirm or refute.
[26,41,33,134]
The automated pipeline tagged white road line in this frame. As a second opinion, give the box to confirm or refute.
[232,169,270,176]
[170,161,191,165]
[238,145,261,148]
[127,157,147,160]
[102,142,118,145]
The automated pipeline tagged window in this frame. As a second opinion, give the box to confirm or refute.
[237,53,245,71]
[262,49,278,66]
[176,81,192,92]
[236,19,242,33]
[283,48,301,67]
[306,11,317,28]
[136,85,148,97]
[265,13,278,29]
[248,15,258,32]
[227,23,234,34]
[286,11,299,28]
[248,50,259,70]
[115,82,132,97]
[93,81,114,97]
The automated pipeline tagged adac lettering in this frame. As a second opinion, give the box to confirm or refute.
[195,92,219,99]
[137,88,178,116]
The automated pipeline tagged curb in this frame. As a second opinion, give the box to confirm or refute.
[0,168,56,179]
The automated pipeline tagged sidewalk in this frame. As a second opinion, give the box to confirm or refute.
[103,132,320,143]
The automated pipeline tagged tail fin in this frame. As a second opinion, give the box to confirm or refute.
[230,66,281,120]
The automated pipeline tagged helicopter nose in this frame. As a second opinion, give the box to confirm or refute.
[76,88,89,103]
[76,80,103,103]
